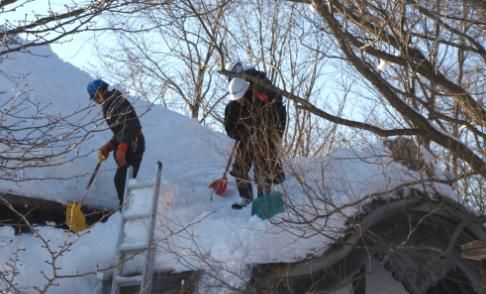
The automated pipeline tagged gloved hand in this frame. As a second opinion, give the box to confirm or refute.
[98,141,114,162]
[115,142,129,167]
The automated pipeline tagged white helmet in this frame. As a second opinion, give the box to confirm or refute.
[228,78,250,100]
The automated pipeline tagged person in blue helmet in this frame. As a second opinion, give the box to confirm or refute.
[87,79,145,205]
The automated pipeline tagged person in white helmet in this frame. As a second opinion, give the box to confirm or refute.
[224,73,286,209]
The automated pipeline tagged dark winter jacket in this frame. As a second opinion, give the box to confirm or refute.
[237,68,283,104]
[224,101,255,141]
[224,87,286,142]
[102,90,143,152]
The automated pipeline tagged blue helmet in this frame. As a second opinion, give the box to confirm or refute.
[87,79,108,99]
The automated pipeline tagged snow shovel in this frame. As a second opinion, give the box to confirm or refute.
[66,160,102,232]
[209,141,238,196]
[251,191,285,219]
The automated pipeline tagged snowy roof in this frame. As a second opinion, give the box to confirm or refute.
[0,45,473,293]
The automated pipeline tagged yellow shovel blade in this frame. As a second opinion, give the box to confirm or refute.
[66,202,87,233]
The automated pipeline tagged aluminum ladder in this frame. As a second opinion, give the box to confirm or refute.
[110,161,163,294]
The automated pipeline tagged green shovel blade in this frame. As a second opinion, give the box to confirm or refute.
[251,192,285,219]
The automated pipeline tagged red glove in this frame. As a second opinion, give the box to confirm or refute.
[115,142,129,167]
[98,141,114,162]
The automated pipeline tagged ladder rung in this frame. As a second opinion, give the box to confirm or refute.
[127,182,155,190]
[114,274,143,286]
[123,212,152,221]
[112,162,163,294]
[119,242,148,253]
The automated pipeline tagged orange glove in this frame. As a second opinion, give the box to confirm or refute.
[98,141,114,162]
[115,142,128,167]
[254,91,269,102]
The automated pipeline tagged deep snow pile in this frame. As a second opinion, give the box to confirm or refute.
[0,44,229,208]
[0,45,461,293]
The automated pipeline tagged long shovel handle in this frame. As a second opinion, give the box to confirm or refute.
[86,161,102,190]
[222,141,238,178]
[77,160,102,204]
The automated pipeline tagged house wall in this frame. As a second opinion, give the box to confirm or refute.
[333,263,408,294]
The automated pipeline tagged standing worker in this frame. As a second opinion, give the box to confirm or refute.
[87,79,145,205]
[224,68,287,209]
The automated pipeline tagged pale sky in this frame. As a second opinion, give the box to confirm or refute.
[2,0,106,75]
[1,1,371,123]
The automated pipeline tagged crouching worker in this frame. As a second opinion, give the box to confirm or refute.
[224,74,286,209]
[87,79,145,205]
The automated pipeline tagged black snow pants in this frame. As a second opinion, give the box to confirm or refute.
[114,133,145,204]
[230,136,284,200]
